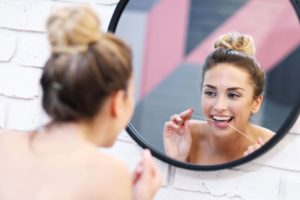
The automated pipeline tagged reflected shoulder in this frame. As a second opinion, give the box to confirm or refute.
[252,124,275,142]
[188,120,208,138]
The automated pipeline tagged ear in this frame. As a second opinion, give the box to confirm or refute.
[251,95,263,114]
[110,90,126,118]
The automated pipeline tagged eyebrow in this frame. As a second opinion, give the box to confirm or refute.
[203,84,245,91]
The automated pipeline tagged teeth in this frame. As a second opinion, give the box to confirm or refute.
[212,116,231,121]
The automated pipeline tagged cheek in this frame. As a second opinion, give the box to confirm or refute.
[201,97,213,112]
[230,101,252,118]
[128,95,135,116]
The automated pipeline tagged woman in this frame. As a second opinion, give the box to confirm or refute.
[163,32,274,165]
[0,6,161,200]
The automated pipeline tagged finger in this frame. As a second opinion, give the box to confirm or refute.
[257,137,264,145]
[139,149,155,182]
[146,150,163,187]
[247,145,255,153]
[170,114,183,125]
[133,162,143,184]
[179,108,194,121]
[164,121,180,132]
[243,151,249,157]
[254,143,261,150]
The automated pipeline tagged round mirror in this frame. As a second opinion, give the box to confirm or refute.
[108,0,300,170]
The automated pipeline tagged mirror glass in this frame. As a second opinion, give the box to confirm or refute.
[111,0,300,168]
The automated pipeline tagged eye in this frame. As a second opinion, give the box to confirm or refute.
[228,92,240,99]
[204,90,217,97]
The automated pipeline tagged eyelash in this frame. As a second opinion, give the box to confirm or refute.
[228,93,241,99]
[204,91,216,97]
[204,91,241,99]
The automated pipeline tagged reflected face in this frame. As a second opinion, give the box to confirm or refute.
[201,63,262,136]
[106,76,135,146]
[115,76,135,138]
[124,76,135,124]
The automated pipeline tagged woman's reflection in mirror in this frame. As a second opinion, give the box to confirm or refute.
[0,6,162,199]
[163,32,275,165]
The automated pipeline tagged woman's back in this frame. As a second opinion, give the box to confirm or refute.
[0,5,161,200]
[0,129,132,200]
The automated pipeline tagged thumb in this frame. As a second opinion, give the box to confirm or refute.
[140,149,152,178]
[179,108,194,121]
[133,161,143,184]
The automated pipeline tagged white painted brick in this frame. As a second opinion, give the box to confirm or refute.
[37,109,51,128]
[173,167,279,200]
[95,0,119,5]
[5,98,42,131]
[0,100,6,128]
[117,129,136,143]
[52,0,118,5]
[0,33,16,62]
[155,158,169,186]
[93,4,117,31]
[155,187,241,200]
[0,63,42,98]
[279,178,300,200]
[251,133,300,171]
[15,33,50,68]
[289,114,300,134]
[0,1,51,32]
[100,140,169,185]
[50,2,116,32]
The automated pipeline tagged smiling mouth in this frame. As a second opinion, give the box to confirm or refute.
[211,115,234,123]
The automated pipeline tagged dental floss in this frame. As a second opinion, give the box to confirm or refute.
[192,113,256,143]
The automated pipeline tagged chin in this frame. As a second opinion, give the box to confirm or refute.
[103,140,115,147]
[208,121,235,137]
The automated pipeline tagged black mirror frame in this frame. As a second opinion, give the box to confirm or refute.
[108,0,300,171]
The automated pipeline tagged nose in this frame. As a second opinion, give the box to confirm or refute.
[214,96,228,112]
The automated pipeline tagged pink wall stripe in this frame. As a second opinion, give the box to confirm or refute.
[185,0,300,71]
[141,0,190,97]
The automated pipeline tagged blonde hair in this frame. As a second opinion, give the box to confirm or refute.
[41,6,132,122]
[47,6,101,53]
[214,32,256,57]
[202,32,264,98]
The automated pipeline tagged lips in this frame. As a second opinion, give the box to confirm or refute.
[210,115,234,128]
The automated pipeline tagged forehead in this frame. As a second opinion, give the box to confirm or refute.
[203,63,252,87]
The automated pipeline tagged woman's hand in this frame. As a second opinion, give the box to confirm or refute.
[163,108,194,162]
[132,150,162,200]
[243,137,264,157]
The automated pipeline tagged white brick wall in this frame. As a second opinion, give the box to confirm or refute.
[0,1,299,200]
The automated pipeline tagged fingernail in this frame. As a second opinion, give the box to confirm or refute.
[258,137,264,144]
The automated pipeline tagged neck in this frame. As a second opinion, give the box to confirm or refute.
[44,114,113,147]
[207,125,253,159]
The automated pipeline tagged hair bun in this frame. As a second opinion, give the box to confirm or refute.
[47,6,102,53]
[214,32,256,57]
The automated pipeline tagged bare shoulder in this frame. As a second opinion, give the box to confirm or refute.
[81,152,132,200]
[0,129,28,147]
[252,124,275,142]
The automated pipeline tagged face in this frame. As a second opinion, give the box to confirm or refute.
[104,76,135,146]
[201,63,262,136]
[123,76,135,126]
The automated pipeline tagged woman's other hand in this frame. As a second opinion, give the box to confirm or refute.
[132,150,162,200]
[163,108,194,162]
[243,137,265,157]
